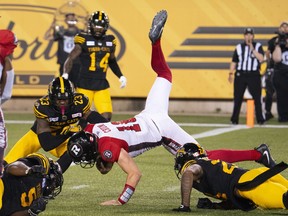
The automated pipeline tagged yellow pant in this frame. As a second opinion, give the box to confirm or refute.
[238,167,288,209]
[77,87,112,114]
[4,130,68,163]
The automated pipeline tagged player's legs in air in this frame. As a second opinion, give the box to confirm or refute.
[141,10,277,169]
[144,10,171,115]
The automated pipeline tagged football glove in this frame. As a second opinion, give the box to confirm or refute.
[60,122,82,135]
[62,73,69,79]
[26,165,46,177]
[172,205,191,212]
[28,197,48,216]
[119,76,127,88]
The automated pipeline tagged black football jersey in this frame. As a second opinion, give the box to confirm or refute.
[74,32,117,90]
[32,93,90,135]
[193,159,247,200]
[0,160,43,216]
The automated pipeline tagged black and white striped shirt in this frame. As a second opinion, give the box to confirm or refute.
[232,42,264,72]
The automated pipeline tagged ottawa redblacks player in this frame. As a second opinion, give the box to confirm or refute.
[0,29,18,177]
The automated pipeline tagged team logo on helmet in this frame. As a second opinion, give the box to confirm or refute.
[103,150,112,159]
[67,131,99,168]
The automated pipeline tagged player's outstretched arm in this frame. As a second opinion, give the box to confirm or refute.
[100,149,142,206]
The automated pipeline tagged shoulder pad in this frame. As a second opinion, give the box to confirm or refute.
[73,93,91,114]
[74,33,87,44]
[34,96,50,119]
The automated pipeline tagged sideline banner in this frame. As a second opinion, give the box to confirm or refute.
[0,0,283,98]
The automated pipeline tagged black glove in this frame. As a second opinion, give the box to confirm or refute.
[197,198,213,209]
[27,165,46,177]
[28,197,48,216]
[172,205,191,212]
[197,198,238,210]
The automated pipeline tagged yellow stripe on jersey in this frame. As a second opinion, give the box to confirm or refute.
[74,35,85,44]
[59,77,64,93]
[33,107,48,119]
[27,152,50,175]
[112,38,117,45]
[0,179,3,208]
[82,102,91,114]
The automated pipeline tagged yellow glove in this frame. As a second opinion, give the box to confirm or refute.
[60,122,82,135]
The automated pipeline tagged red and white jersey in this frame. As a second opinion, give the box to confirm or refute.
[85,78,199,163]
[85,115,162,163]
[85,112,198,163]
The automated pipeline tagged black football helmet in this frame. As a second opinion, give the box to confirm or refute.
[88,11,109,38]
[48,77,75,114]
[67,130,99,168]
[25,153,63,199]
[43,160,63,199]
[174,143,207,179]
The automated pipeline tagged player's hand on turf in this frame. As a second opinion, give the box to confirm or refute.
[100,199,122,206]
[28,197,48,215]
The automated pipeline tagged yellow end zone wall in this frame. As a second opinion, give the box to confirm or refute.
[1,0,287,98]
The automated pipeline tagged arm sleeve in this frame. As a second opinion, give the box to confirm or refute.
[38,132,70,151]
[232,49,238,62]
[1,68,14,104]
[78,111,109,129]
[108,58,123,78]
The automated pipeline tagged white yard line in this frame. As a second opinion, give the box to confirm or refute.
[190,125,248,139]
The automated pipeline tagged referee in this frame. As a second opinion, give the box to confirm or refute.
[228,28,265,125]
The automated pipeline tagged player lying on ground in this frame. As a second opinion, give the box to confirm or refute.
[173,143,288,211]
[0,152,63,215]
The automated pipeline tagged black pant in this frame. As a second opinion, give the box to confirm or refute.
[231,72,265,123]
[273,70,288,122]
[264,70,275,114]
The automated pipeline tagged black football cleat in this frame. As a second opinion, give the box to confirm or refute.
[149,10,168,44]
[255,143,276,168]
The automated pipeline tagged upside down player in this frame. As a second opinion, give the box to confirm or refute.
[4,77,108,172]
[173,143,288,211]
[67,10,277,206]
[0,29,18,177]
[0,153,63,216]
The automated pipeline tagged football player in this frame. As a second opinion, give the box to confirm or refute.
[62,10,127,121]
[173,143,288,211]
[0,152,63,216]
[66,10,277,206]
[4,77,108,172]
[0,29,18,177]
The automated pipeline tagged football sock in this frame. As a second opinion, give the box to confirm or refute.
[151,40,172,82]
[206,149,261,163]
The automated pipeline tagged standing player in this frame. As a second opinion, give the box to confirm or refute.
[4,77,108,173]
[67,10,276,206]
[0,153,63,215]
[44,13,82,87]
[63,11,127,121]
[0,29,18,177]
